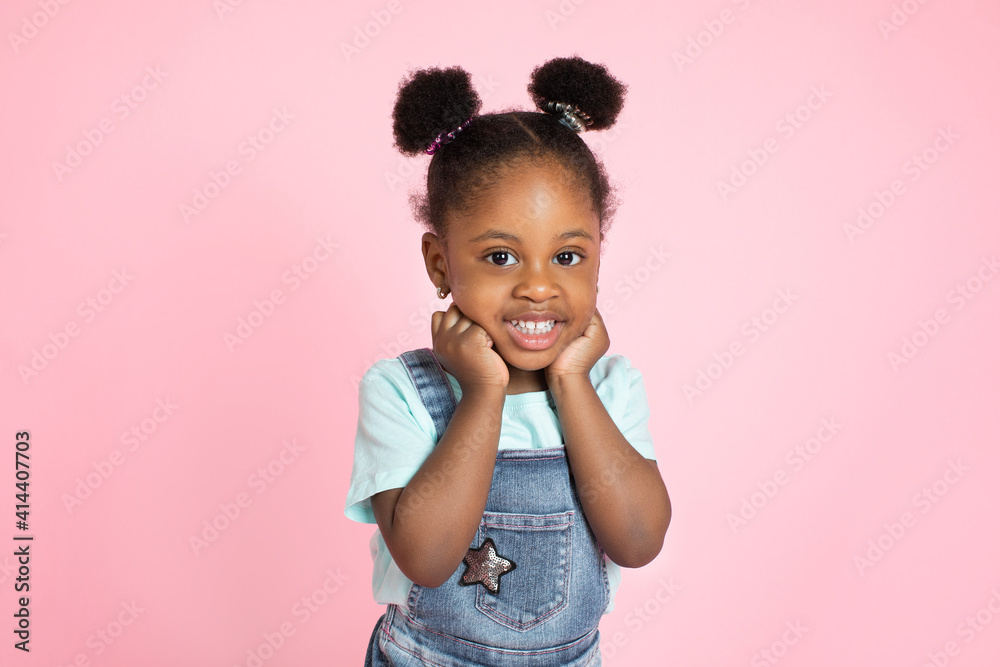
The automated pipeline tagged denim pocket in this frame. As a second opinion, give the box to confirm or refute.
[474,510,574,632]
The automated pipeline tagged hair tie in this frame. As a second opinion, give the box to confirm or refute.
[543,100,593,133]
[425,116,473,155]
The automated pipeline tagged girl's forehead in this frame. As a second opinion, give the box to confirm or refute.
[451,165,598,235]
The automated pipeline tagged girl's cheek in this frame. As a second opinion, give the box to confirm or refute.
[568,316,590,340]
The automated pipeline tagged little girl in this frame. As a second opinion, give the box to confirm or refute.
[345,55,671,666]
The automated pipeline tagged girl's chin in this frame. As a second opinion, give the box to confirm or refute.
[496,343,565,372]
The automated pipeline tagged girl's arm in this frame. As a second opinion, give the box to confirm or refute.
[548,373,670,568]
[371,385,505,588]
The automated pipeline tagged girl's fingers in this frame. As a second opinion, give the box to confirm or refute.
[436,304,495,349]
[433,308,465,337]
[440,303,463,329]
[440,304,476,336]
[433,306,457,340]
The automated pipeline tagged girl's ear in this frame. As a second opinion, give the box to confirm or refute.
[421,232,449,291]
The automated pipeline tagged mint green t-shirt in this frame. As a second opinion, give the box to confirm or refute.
[344,353,656,614]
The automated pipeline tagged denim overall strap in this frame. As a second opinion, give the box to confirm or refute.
[399,348,457,442]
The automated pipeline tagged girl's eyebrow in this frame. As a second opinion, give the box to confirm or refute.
[468,228,595,244]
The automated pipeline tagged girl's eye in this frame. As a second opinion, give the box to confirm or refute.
[554,251,582,266]
[485,250,582,266]
[487,250,518,266]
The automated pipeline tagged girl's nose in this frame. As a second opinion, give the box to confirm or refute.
[513,261,559,301]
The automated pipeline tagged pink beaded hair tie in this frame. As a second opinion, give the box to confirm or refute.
[425,116,473,155]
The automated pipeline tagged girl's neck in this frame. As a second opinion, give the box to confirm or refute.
[504,364,548,395]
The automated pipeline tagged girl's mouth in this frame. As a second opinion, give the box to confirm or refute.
[505,319,562,350]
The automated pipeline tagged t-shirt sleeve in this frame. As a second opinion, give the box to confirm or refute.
[344,361,437,524]
[597,355,657,461]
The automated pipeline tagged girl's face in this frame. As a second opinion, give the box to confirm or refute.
[424,160,602,393]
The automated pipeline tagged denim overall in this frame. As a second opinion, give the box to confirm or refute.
[364,348,609,666]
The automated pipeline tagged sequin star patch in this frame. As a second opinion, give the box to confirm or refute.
[459,537,516,595]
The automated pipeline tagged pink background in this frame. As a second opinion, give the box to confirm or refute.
[3,0,999,664]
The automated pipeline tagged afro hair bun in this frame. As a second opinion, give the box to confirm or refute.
[527,56,626,131]
[392,66,482,156]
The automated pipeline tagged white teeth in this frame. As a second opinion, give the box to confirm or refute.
[509,320,555,335]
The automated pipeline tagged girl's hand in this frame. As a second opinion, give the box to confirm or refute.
[432,304,509,392]
[545,309,610,383]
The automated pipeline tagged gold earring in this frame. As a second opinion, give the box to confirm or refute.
[437,286,450,299]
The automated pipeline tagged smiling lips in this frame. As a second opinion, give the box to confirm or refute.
[504,313,563,350]
[509,319,556,335]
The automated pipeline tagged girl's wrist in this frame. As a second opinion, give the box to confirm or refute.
[546,371,593,402]
[459,382,508,404]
